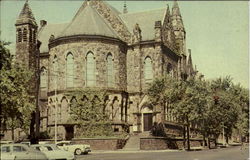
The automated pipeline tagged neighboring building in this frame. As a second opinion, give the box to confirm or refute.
[15,0,196,140]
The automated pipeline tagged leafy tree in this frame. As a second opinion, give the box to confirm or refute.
[0,41,35,140]
[67,89,113,138]
[210,76,239,144]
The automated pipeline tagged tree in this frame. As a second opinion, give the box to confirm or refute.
[0,41,35,140]
[209,76,244,144]
[66,89,113,138]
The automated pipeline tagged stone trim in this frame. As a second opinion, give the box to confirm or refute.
[49,35,127,50]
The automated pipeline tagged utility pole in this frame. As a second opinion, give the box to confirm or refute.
[54,58,58,144]
[35,41,41,143]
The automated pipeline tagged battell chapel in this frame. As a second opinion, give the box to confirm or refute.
[15,0,197,139]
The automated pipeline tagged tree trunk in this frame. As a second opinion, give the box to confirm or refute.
[186,117,190,151]
[208,137,211,149]
[11,119,14,141]
[183,125,186,149]
[202,131,206,147]
[30,111,36,144]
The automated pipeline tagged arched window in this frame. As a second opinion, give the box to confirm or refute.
[23,28,27,42]
[17,28,22,42]
[144,57,153,83]
[53,56,58,85]
[40,67,47,90]
[107,54,114,87]
[86,52,95,86]
[66,53,74,88]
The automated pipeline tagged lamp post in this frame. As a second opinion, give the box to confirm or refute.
[53,58,58,144]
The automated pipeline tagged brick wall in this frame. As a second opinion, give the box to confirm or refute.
[140,137,204,150]
[72,138,127,150]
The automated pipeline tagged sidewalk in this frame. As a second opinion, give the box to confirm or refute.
[90,149,181,154]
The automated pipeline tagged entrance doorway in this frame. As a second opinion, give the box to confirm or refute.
[65,126,74,140]
[143,113,153,131]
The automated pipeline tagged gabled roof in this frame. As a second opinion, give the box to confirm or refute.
[58,4,118,39]
[119,8,166,41]
[38,23,68,53]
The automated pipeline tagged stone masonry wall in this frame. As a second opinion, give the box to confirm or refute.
[48,39,127,92]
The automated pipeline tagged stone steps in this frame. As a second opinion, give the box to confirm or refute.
[122,132,151,150]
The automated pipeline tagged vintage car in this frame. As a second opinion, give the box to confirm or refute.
[0,144,48,160]
[56,141,91,155]
[31,144,75,160]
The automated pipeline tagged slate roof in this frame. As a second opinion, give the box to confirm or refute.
[119,8,166,41]
[58,4,118,39]
[38,2,167,53]
[38,23,68,53]
[16,1,37,25]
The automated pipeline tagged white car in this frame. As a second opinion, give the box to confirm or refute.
[31,144,75,160]
[1,153,16,160]
[0,144,48,160]
[56,141,91,155]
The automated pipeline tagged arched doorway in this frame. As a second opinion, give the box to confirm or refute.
[141,106,153,132]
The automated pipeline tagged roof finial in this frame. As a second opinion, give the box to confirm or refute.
[123,1,128,14]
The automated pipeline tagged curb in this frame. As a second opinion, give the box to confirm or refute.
[90,149,181,154]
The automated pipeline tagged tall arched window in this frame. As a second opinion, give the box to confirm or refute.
[66,53,74,88]
[144,57,153,83]
[53,56,58,86]
[107,53,114,87]
[86,52,95,86]
[23,28,27,42]
[40,67,47,90]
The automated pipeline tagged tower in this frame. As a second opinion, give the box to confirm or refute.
[15,0,38,69]
[171,0,186,55]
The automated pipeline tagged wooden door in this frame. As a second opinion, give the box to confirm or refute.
[143,113,153,131]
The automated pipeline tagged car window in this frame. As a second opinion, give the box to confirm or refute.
[45,146,53,151]
[57,143,63,146]
[13,146,26,152]
[1,146,10,152]
[35,147,41,151]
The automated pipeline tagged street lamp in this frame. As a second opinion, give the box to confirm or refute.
[53,57,58,144]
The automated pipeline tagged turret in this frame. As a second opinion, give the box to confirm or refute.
[15,0,38,68]
[171,0,186,55]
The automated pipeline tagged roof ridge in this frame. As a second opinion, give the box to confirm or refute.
[120,7,166,16]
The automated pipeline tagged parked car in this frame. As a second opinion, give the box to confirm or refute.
[0,153,16,160]
[56,141,91,155]
[0,144,48,160]
[0,141,14,145]
[31,144,75,160]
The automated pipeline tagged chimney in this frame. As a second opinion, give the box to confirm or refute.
[40,20,47,28]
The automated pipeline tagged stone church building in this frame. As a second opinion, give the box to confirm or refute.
[15,0,196,140]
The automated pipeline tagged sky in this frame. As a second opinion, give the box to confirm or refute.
[0,0,249,88]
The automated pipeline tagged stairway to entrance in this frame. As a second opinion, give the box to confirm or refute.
[122,131,151,151]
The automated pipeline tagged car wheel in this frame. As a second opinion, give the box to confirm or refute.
[75,148,82,155]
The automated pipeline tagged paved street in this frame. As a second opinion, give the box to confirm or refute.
[77,146,249,160]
